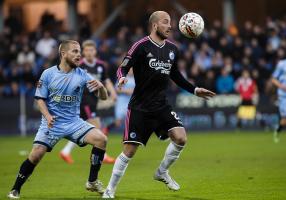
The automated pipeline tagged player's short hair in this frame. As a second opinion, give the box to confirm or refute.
[82,40,96,50]
[148,11,161,28]
[58,40,79,59]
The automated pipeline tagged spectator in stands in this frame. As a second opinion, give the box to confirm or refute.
[216,67,234,94]
[35,31,57,59]
[17,45,35,65]
[235,69,258,128]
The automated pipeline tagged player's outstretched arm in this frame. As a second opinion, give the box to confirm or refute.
[36,99,56,128]
[194,87,216,100]
[170,66,215,99]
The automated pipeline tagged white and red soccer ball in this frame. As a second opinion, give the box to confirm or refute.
[179,12,204,38]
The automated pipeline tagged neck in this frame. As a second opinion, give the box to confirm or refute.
[149,32,165,45]
[85,57,95,64]
[59,60,73,73]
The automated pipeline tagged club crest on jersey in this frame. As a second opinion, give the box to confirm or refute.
[169,51,175,60]
[130,132,137,139]
[97,66,103,73]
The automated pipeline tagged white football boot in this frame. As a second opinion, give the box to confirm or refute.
[102,188,115,198]
[7,190,20,199]
[154,169,180,191]
[86,179,105,194]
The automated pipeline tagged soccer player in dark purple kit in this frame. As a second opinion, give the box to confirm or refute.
[103,11,215,198]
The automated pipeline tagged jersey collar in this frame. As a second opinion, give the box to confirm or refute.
[148,36,165,48]
[83,58,96,67]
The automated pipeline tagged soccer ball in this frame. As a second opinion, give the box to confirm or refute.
[179,12,204,38]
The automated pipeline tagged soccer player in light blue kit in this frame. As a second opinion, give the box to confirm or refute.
[8,40,108,199]
[272,58,286,143]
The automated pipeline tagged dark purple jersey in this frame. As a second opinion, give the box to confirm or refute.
[81,58,107,108]
[117,36,196,112]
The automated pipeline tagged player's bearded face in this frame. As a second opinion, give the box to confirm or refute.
[66,44,81,68]
[156,17,171,40]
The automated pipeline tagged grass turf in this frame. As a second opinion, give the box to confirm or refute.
[0,132,285,200]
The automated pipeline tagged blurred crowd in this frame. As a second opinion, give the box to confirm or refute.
[0,10,286,104]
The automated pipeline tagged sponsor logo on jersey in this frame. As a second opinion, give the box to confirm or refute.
[149,58,172,74]
[53,95,77,103]
[147,52,154,58]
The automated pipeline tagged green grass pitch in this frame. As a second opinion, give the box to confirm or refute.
[0,132,286,200]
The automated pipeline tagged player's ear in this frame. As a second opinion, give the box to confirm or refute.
[153,23,157,30]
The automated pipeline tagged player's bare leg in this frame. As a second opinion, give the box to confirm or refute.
[84,128,107,194]
[154,127,186,191]
[8,145,47,199]
[274,117,286,143]
[103,143,139,198]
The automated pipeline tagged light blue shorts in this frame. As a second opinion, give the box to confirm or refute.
[278,97,286,117]
[33,118,94,151]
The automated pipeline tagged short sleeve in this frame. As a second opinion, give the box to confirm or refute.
[272,61,283,79]
[35,70,49,99]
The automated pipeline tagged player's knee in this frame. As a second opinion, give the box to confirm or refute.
[28,146,46,164]
[173,135,187,146]
[92,133,107,149]
[123,150,135,158]
[123,144,138,158]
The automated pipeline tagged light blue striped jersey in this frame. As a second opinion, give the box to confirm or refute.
[35,65,93,123]
[272,59,286,97]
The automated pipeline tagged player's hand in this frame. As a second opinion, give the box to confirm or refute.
[47,115,56,128]
[195,87,216,100]
[87,80,104,92]
[118,77,128,90]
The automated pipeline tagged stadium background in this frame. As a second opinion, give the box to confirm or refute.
[1,0,286,134]
[0,1,286,200]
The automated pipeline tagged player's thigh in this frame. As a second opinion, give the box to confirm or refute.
[33,127,61,152]
[156,107,185,144]
[87,117,101,128]
[84,128,107,149]
[66,119,95,146]
[123,108,155,146]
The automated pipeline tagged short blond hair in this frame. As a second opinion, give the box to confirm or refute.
[82,40,96,49]
[58,40,79,58]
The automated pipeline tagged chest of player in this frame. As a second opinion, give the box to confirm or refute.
[48,72,85,97]
[140,45,176,76]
